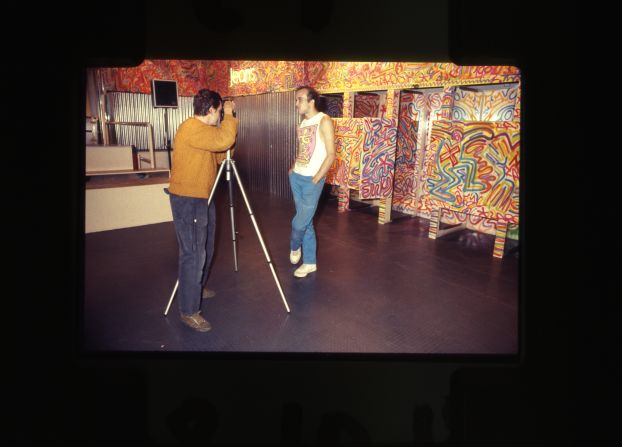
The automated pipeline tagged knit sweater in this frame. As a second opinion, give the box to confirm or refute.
[168,115,238,198]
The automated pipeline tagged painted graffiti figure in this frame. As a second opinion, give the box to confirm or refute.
[288,86,336,278]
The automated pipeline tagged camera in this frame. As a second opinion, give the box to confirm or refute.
[221,97,236,121]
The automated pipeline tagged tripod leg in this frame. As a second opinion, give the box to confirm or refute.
[207,158,227,205]
[230,161,291,313]
[226,160,239,271]
[164,280,179,315]
[164,160,228,315]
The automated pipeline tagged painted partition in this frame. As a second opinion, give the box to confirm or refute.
[422,120,520,256]
[392,94,419,213]
[421,120,520,224]
[326,117,397,200]
[359,118,398,199]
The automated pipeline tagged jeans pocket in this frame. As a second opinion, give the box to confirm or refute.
[171,196,209,251]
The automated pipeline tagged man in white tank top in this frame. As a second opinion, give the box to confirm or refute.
[288,86,336,278]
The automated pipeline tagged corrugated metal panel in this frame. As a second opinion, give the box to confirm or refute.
[105,90,297,198]
[234,91,297,198]
[106,92,193,151]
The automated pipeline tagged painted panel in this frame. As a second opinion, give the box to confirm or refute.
[453,86,518,121]
[453,89,481,121]
[360,118,398,199]
[326,119,365,187]
[421,120,520,225]
[392,91,419,213]
[480,87,518,121]
[323,96,344,117]
[392,117,419,213]
[353,94,380,117]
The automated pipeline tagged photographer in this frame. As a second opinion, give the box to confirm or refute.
[166,89,238,332]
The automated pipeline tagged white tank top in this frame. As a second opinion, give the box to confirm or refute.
[294,112,328,176]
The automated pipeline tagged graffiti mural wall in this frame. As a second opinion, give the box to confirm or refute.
[228,60,306,96]
[95,59,521,240]
[420,120,520,226]
[305,62,519,92]
[100,60,231,97]
[98,60,520,98]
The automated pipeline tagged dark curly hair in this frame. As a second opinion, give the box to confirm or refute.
[193,89,222,116]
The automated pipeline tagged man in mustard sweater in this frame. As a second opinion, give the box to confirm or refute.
[167,89,238,332]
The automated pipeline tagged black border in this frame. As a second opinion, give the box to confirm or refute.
[15,0,575,444]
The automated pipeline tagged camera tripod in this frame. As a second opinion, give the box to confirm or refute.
[164,149,290,314]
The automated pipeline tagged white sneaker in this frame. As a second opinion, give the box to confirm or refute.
[294,263,317,278]
[290,248,301,264]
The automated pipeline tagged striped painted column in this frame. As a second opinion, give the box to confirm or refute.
[378,196,392,224]
[385,89,400,120]
[378,89,398,224]
[337,186,350,212]
[428,208,441,239]
[440,87,454,119]
[513,80,521,122]
[493,221,508,258]
[342,92,352,118]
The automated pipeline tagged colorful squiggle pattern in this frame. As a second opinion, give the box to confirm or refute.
[453,86,518,121]
[353,93,380,117]
[407,90,446,216]
[392,92,419,214]
[481,88,517,121]
[323,95,344,117]
[306,62,454,91]
[458,65,520,83]
[383,89,400,120]
[342,92,353,118]
[228,60,306,96]
[100,61,520,98]
[360,118,398,199]
[326,117,398,199]
[101,60,231,97]
[432,210,497,234]
[326,119,365,187]
[305,62,519,92]
[421,120,520,225]
[452,89,481,120]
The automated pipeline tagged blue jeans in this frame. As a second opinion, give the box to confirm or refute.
[168,192,216,316]
[289,172,325,264]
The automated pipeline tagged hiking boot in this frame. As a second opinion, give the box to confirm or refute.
[290,248,301,264]
[180,311,212,332]
[294,263,317,278]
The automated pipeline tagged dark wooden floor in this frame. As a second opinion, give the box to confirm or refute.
[84,184,519,354]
